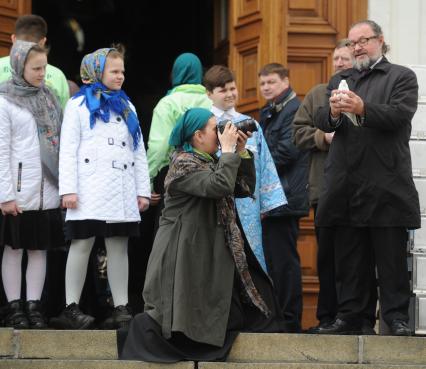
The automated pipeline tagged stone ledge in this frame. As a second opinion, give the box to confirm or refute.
[199,363,426,369]
[2,329,426,366]
[228,334,359,363]
[17,330,118,359]
[0,360,194,369]
[0,328,14,357]
[362,335,426,365]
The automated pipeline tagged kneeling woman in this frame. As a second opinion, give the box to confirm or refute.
[121,108,284,362]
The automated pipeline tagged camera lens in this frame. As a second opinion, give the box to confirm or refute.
[217,118,258,134]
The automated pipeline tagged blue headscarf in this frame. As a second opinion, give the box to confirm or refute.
[73,47,141,150]
[171,53,203,87]
[169,108,213,152]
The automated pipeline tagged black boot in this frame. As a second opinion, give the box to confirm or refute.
[49,303,95,329]
[26,300,47,329]
[101,305,132,329]
[3,300,29,329]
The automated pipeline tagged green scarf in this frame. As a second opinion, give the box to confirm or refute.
[171,52,203,87]
[169,107,213,152]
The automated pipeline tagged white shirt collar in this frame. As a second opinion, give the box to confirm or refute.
[211,106,240,121]
[370,56,383,70]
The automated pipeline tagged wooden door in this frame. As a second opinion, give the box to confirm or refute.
[228,0,286,119]
[227,0,367,329]
[0,0,31,57]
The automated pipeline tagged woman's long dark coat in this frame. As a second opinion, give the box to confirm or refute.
[143,152,255,347]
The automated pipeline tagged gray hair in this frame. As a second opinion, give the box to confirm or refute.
[336,38,350,49]
[349,19,390,54]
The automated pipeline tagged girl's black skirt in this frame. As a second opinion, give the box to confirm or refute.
[64,220,140,241]
[0,208,66,250]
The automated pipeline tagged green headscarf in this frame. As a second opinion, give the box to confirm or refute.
[169,108,213,152]
[171,53,203,87]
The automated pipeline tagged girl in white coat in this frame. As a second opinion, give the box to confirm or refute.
[0,40,64,329]
[51,46,151,330]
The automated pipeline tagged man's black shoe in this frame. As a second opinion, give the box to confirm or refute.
[315,318,362,335]
[49,303,95,330]
[390,320,411,336]
[306,319,333,334]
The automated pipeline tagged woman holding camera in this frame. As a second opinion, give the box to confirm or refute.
[121,108,285,362]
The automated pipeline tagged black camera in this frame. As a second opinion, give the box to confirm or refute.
[217,118,258,135]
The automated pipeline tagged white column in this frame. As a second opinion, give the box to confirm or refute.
[368,0,426,65]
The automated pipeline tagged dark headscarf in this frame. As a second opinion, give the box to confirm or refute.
[0,40,62,186]
[169,107,213,152]
[171,53,203,87]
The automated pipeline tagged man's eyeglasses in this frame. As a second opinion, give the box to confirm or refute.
[346,36,378,49]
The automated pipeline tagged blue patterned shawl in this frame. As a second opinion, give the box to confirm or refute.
[213,112,287,272]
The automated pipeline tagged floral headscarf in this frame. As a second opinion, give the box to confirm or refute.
[74,48,141,150]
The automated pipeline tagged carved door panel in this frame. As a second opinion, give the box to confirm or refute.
[0,0,31,57]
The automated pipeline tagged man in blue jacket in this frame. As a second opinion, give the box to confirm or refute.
[258,63,310,332]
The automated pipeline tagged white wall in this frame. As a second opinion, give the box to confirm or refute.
[368,0,426,65]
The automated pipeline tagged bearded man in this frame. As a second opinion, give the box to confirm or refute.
[313,20,420,336]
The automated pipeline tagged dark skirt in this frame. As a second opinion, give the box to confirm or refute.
[118,313,239,363]
[119,230,287,363]
[0,208,66,250]
[65,220,140,241]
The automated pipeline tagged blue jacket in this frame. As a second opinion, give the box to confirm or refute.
[259,87,310,218]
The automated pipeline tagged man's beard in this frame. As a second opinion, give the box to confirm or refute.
[354,52,381,71]
[354,56,371,71]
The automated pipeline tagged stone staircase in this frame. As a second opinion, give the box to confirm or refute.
[0,329,425,368]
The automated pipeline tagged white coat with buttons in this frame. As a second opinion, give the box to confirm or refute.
[59,96,151,222]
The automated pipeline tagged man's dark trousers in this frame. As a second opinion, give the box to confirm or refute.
[262,216,303,332]
[334,226,409,326]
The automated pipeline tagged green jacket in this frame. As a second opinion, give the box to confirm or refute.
[147,84,212,181]
[293,83,330,206]
[143,152,255,347]
[0,56,70,109]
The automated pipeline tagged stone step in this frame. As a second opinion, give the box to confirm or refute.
[1,362,425,369]
[228,333,426,366]
[0,360,193,369]
[199,364,426,369]
[0,329,117,360]
[1,329,425,366]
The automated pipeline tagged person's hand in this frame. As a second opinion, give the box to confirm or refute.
[1,200,22,216]
[330,89,364,116]
[236,130,252,153]
[338,90,365,115]
[324,132,335,145]
[150,192,162,206]
[218,122,239,153]
[62,193,78,209]
[138,196,150,212]
[329,89,345,118]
